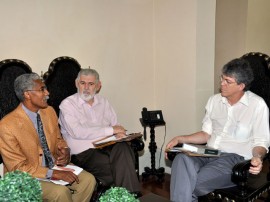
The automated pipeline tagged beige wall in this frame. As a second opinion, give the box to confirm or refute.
[0,0,216,174]
[246,0,270,54]
[154,0,216,172]
[215,0,248,93]
[215,0,270,93]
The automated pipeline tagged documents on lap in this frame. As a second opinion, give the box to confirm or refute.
[166,143,220,157]
[93,133,142,149]
[38,164,83,185]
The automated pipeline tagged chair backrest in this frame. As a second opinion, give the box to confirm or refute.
[0,59,32,119]
[43,56,81,116]
[0,59,32,165]
[241,52,270,122]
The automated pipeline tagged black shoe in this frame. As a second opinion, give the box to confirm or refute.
[131,191,142,198]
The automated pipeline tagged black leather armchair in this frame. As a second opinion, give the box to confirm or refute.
[43,56,81,116]
[210,52,270,202]
[43,56,144,201]
[168,52,270,202]
[0,59,32,166]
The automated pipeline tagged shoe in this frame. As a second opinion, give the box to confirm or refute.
[131,191,142,198]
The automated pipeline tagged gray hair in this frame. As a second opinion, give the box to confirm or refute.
[222,58,254,91]
[14,73,41,101]
[76,68,100,83]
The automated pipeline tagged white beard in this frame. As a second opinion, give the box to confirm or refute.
[79,90,95,102]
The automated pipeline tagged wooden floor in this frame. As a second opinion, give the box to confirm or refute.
[140,173,170,200]
[139,173,268,202]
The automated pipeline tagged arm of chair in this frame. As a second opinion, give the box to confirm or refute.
[130,138,144,152]
[130,138,144,179]
[231,159,251,186]
[167,143,183,161]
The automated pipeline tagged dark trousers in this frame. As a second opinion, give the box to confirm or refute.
[71,142,141,192]
[170,153,244,202]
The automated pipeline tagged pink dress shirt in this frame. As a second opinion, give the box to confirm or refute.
[59,93,118,154]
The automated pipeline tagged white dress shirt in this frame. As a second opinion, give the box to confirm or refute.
[203,91,270,159]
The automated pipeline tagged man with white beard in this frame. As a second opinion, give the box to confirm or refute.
[59,68,141,196]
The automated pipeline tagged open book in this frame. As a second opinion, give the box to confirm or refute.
[93,133,142,148]
[166,143,220,157]
[38,164,83,185]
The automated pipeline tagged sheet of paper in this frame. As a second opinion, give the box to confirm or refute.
[94,135,118,144]
[52,164,83,175]
[38,164,83,185]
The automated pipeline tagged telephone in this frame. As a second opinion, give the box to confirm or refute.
[141,107,165,126]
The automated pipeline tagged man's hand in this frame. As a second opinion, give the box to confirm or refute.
[165,136,180,159]
[113,125,127,139]
[114,133,127,139]
[113,125,126,134]
[249,156,263,175]
[250,146,267,175]
[52,170,79,184]
[56,145,70,166]
[164,132,209,159]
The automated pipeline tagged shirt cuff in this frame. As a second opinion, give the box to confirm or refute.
[105,127,114,136]
[46,169,53,179]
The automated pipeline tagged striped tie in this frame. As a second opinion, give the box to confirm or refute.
[36,113,54,169]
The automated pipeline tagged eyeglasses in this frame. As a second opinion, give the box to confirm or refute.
[26,86,48,93]
[220,76,237,85]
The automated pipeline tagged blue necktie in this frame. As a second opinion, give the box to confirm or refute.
[36,113,54,169]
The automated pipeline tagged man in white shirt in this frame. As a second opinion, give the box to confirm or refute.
[166,58,270,202]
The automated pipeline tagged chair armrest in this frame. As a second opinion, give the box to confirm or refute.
[167,144,183,161]
[231,159,251,186]
[130,138,144,152]
[167,151,177,161]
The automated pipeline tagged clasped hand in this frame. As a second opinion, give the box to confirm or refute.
[56,145,70,166]
[249,156,263,175]
[52,145,79,184]
[52,169,79,184]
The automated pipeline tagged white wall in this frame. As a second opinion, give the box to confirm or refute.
[246,0,270,54]
[153,0,216,173]
[0,0,216,174]
[215,0,248,93]
[215,0,270,93]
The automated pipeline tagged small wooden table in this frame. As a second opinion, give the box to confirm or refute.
[139,193,170,202]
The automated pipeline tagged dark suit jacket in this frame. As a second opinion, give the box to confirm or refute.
[0,104,67,178]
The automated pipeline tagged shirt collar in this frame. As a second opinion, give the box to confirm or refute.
[221,91,249,106]
[22,104,39,127]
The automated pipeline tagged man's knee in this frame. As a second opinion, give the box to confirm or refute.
[112,142,134,159]
[173,153,190,165]
[114,142,131,151]
[43,185,72,201]
[80,170,96,189]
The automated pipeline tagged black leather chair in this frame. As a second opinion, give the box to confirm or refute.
[43,56,144,201]
[168,52,270,202]
[210,52,270,202]
[0,59,32,166]
[43,56,81,116]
